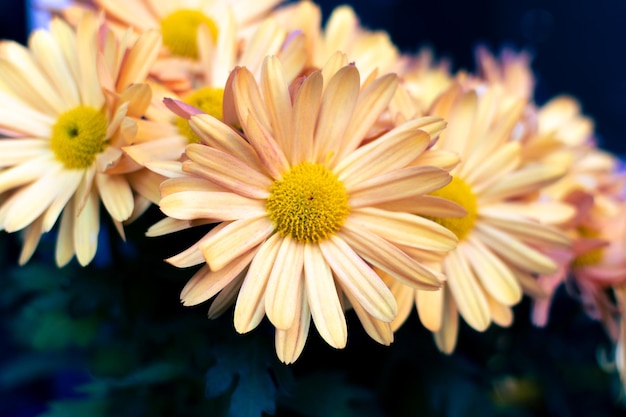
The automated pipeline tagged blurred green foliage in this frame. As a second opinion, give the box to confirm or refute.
[1,208,625,417]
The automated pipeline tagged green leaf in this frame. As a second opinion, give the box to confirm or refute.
[205,333,290,417]
[278,371,384,417]
[79,362,188,395]
[38,399,107,417]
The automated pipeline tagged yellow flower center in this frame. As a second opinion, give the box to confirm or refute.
[572,226,603,268]
[424,176,478,241]
[176,87,224,143]
[50,106,107,169]
[266,162,350,243]
[160,9,218,59]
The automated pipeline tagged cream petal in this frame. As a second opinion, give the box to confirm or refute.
[127,169,163,205]
[235,233,282,333]
[412,149,460,172]
[481,201,575,225]
[18,216,44,265]
[41,169,84,232]
[444,249,491,331]
[180,250,255,307]
[388,279,415,333]
[290,70,323,163]
[319,235,397,322]
[275,284,311,365]
[0,154,57,194]
[261,56,293,155]
[200,216,274,271]
[116,30,161,91]
[146,217,195,237]
[417,287,444,332]
[55,198,75,267]
[339,223,441,290]
[478,164,565,202]
[184,144,272,198]
[374,195,466,218]
[208,274,244,319]
[480,210,571,249]
[487,295,514,327]
[233,66,272,134]
[304,243,347,349]
[433,288,459,354]
[464,236,522,306]
[159,190,266,221]
[349,207,458,252]
[333,120,431,188]
[145,160,186,178]
[345,289,393,345]
[313,65,360,164]
[337,73,398,160]
[160,176,224,197]
[265,236,304,329]
[165,225,221,268]
[474,223,558,275]
[0,91,53,137]
[76,16,105,109]
[96,173,134,223]
[348,166,451,208]
[73,187,100,266]
[244,113,290,180]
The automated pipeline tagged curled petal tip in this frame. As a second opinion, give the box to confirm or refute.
[163,97,204,119]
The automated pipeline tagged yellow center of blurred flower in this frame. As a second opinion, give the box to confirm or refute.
[266,162,350,243]
[572,226,604,268]
[176,87,224,143]
[424,176,477,241]
[160,9,218,59]
[50,106,107,169]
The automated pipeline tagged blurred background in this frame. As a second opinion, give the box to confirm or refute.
[1,1,626,416]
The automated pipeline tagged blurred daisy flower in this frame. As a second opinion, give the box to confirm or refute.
[0,12,162,266]
[157,54,460,363]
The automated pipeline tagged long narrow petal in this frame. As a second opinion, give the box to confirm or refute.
[261,56,293,154]
[42,169,84,232]
[417,287,444,332]
[160,190,266,221]
[96,173,134,222]
[275,284,311,365]
[244,113,290,180]
[319,234,397,322]
[433,288,459,354]
[0,154,57,194]
[290,71,323,163]
[74,186,100,266]
[304,243,347,349]
[480,210,571,249]
[265,236,304,329]
[345,289,393,345]
[235,233,282,333]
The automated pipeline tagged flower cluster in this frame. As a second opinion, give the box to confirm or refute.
[2,0,625,374]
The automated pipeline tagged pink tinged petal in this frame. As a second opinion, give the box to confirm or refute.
[333,121,431,189]
[163,98,204,119]
[459,141,521,190]
[304,243,347,349]
[41,170,84,232]
[265,236,305,329]
[188,114,261,169]
[337,73,398,160]
[235,233,283,333]
[474,223,558,275]
[478,164,565,202]
[339,223,441,290]
[345,288,393,345]
[233,66,272,134]
[433,287,459,354]
[464,236,522,306]
[184,144,272,198]
[312,65,360,164]
[2,165,66,232]
[208,274,244,319]
[200,216,274,271]
[375,195,467,218]
[319,52,350,86]
[261,56,293,155]
[348,166,451,208]
[18,216,44,265]
[275,285,311,365]
[0,91,53,137]
[74,187,100,266]
[290,70,323,163]
[444,249,491,331]
[0,154,57,194]
[320,235,397,322]
[480,210,571,249]
[244,113,290,180]
[417,288,444,332]
[278,32,306,84]
[165,225,224,268]
[160,176,224,198]
[239,20,282,76]
[55,198,75,267]
[96,173,134,222]
[436,90,477,159]
[146,217,199,237]
[349,207,458,252]
[145,160,186,178]
[116,30,161,91]
[159,190,266,221]
[29,29,80,109]
[180,249,256,306]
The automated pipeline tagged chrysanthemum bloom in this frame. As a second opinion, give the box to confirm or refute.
[272,1,400,79]
[61,0,284,90]
[386,81,572,353]
[158,55,460,363]
[0,14,162,266]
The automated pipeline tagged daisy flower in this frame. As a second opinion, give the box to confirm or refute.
[387,81,572,353]
[158,54,460,363]
[0,13,162,266]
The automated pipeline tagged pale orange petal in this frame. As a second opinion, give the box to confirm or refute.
[159,190,266,221]
[345,288,393,345]
[417,287,444,332]
[96,173,134,222]
[433,287,459,354]
[275,284,311,365]
[73,187,100,266]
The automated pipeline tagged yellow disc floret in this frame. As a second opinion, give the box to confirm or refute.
[176,87,224,143]
[160,9,218,59]
[571,226,604,268]
[424,176,478,241]
[50,106,107,169]
[266,162,350,243]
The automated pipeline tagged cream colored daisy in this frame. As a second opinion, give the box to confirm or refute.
[387,80,573,353]
[0,13,162,266]
[158,54,460,363]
